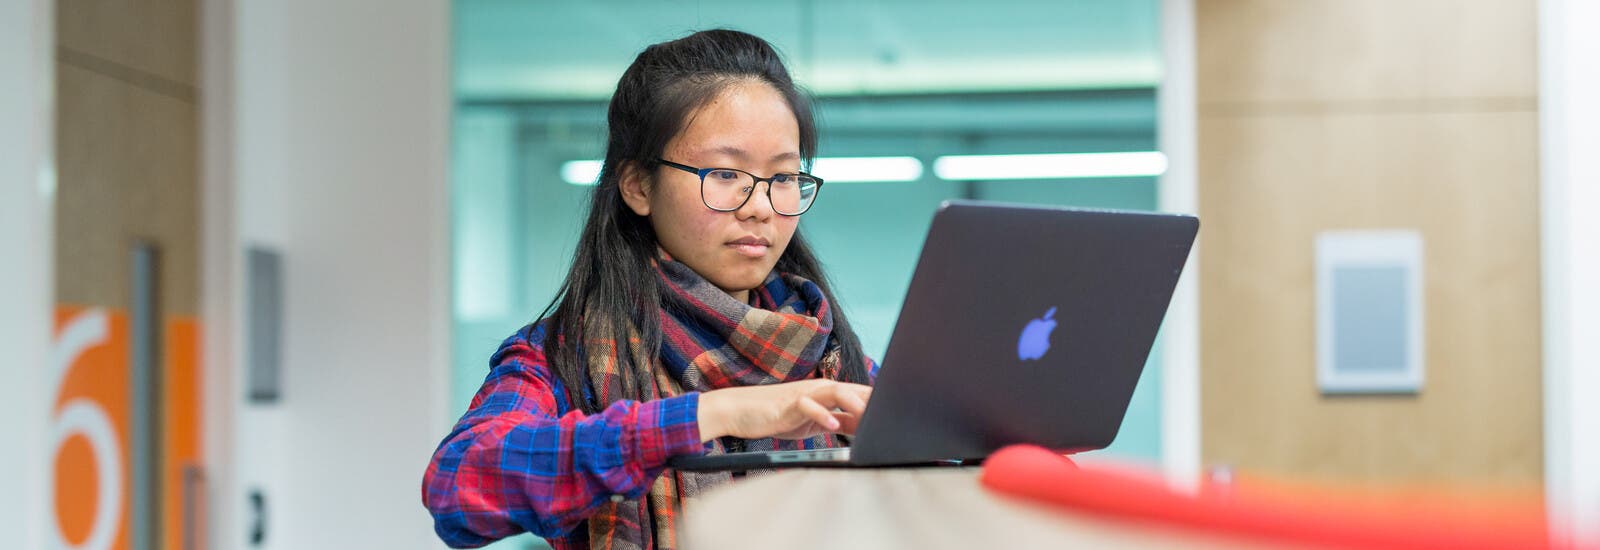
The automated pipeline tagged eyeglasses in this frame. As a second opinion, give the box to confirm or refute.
[658,159,824,216]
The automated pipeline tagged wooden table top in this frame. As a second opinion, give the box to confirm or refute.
[682,467,1292,549]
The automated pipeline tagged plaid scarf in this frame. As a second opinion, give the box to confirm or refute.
[582,252,846,550]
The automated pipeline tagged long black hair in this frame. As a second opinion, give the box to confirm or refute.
[538,29,871,414]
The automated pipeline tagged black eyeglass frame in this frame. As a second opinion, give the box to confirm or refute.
[657,158,825,216]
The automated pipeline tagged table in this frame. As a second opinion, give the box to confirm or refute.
[682,467,1290,549]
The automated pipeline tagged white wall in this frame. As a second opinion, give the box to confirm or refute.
[1540,0,1600,545]
[206,0,454,548]
[0,0,53,548]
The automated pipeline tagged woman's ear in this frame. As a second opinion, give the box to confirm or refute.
[618,161,652,217]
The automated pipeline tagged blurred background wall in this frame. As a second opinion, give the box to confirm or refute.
[450,4,1174,548]
[1196,0,1544,486]
[52,1,205,549]
[449,2,1174,478]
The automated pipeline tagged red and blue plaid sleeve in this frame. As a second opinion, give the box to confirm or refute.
[421,325,706,548]
[866,355,881,384]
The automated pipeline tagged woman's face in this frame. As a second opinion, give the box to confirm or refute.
[622,80,803,303]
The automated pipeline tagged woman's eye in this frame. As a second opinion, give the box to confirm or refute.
[712,170,740,180]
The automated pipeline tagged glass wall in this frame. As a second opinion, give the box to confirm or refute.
[451,2,1162,546]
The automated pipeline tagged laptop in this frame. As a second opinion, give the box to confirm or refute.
[667,200,1199,471]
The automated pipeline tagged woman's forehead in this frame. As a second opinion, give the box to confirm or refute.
[669,83,800,163]
[683,145,800,163]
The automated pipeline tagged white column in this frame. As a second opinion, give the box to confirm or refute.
[1540,0,1600,545]
[200,0,240,547]
[1159,0,1202,492]
[0,0,54,548]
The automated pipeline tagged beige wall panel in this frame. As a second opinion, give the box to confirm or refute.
[55,62,200,316]
[1197,0,1535,105]
[57,0,198,87]
[1198,109,1541,485]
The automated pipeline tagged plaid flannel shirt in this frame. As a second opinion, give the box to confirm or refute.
[422,323,704,549]
[422,322,880,549]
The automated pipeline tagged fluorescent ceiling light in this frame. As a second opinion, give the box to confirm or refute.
[811,156,923,183]
[932,151,1168,180]
[561,160,603,185]
[563,156,925,185]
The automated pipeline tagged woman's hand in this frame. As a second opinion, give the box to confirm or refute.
[696,379,872,442]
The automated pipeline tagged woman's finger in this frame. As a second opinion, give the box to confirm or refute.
[831,411,860,435]
[806,382,868,417]
[795,395,839,431]
[834,382,873,405]
[830,384,868,417]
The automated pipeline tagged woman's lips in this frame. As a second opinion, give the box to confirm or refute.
[728,243,768,257]
[727,237,770,258]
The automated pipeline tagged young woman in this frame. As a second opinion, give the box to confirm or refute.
[422,29,879,550]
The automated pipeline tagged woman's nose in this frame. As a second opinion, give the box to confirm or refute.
[737,181,777,219]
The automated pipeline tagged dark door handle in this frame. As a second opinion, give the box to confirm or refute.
[249,489,267,546]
